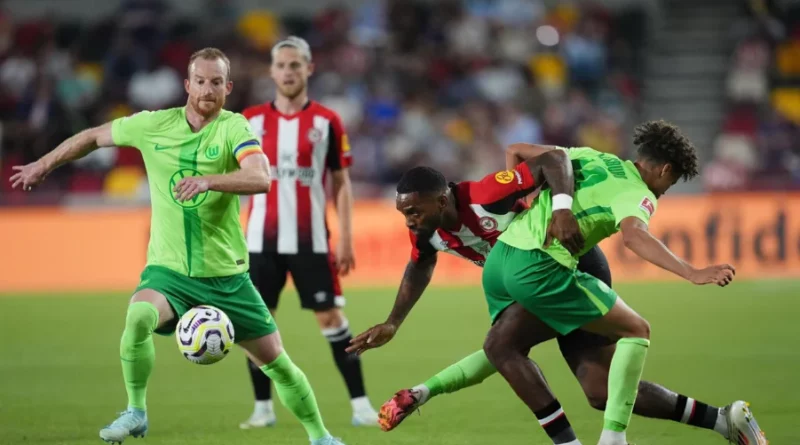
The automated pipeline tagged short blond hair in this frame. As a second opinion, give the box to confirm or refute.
[188,47,231,80]
[271,36,312,62]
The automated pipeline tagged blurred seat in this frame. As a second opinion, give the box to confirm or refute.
[775,40,800,77]
[771,87,800,124]
[529,53,567,99]
[104,166,145,197]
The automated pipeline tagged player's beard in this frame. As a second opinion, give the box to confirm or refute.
[413,221,439,240]
[277,80,307,101]
[192,95,224,118]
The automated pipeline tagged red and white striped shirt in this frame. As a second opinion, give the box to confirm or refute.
[410,164,538,267]
[242,101,352,254]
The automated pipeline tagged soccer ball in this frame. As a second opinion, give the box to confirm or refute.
[175,305,235,365]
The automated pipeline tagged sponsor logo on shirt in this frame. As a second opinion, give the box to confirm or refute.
[273,166,317,186]
[514,170,523,185]
[495,170,514,184]
[341,134,351,153]
[639,197,655,217]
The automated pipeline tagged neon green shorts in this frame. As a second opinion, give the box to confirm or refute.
[482,241,617,335]
[134,265,277,342]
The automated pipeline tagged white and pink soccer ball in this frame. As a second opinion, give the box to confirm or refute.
[175,305,235,365]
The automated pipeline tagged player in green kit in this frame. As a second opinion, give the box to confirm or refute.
[9,48,345,445]
[480,121,764,445]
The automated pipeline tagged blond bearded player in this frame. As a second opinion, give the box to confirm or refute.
[239,36,379,428]
[9,48,346,445]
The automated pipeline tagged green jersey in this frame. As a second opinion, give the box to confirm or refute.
[111,107,263,277]
[499,147,658,269]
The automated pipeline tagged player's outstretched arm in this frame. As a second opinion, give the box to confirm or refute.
[173,153,271,202]
[505,143,557,170]
[9,123,113,190]
[346,254,437,355]
[620,216,735,286]
[331,169,355,276]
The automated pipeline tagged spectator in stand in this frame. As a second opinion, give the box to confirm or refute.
[1,0,650,204]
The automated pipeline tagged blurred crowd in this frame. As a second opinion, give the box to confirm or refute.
[0,0,648,203]
[705,0,800,191]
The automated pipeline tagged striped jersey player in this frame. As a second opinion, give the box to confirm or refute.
[346,143,767,445]
[408,167,532,268]
[243,100,351,256]
[238,35,379,429]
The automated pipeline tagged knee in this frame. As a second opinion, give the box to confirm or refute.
[315,308,345,330]
[483,335,511,368]
[125,302,158,334]
[631,317,651,340]
[617,314,651,340]
[317,309,351,346]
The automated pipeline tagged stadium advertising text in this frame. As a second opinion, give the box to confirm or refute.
[1,193,799,292]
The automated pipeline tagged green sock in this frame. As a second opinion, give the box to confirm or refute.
[604,337,650,432]
[424,350,497,398]
[261,352,329,440]
[120,302,159,411]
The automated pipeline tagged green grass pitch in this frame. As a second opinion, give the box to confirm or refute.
[2,280,797,444]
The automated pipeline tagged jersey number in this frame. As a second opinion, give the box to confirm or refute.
[572,159,608,190]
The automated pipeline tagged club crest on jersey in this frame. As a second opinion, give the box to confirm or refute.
[639,197,655,217]
[478,216,498,232]
[308,128,323,144]
[205,145,220,160]
[495,170,514,184]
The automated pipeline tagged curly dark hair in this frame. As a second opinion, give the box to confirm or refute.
[633,120,699,181]
[396,166,448,195]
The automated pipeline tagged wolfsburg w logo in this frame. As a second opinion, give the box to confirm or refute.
[169,169,209,208]
[205,145,220,160]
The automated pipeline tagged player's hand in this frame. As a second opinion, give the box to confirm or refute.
[335,241,356,276]
[346,323,397,355]
[9,160,48,191]
[173,177,210,202]
[544,209,584,255]
[689,264,736,287]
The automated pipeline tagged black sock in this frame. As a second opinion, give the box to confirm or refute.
[534,400,578,444]
[672,395,720,430]
[247,357,272,401]
[325,322,366,399]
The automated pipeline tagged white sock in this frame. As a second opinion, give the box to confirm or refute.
[599,429,626,444]
[351,396,374,413]
[562,440,582,445]
[714,408,729,438]
[411,384,431,405]
[254,400,273,415]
